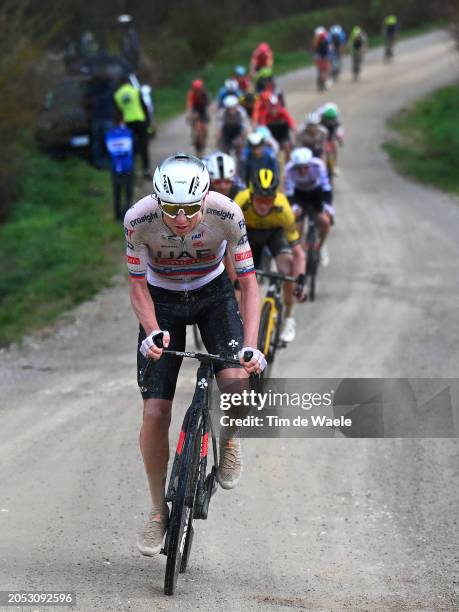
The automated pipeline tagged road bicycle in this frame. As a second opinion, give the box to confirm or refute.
[256,269,304,377]
[330,50,342,82]
[139,336,252,595]
[315,56,330,92]
[351,48,364,81]
[384,37,395,62]
[190,113,208,157]
[303,206,321,301]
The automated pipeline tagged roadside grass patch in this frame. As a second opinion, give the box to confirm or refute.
[384,84,459,196]
[0,148,124,345]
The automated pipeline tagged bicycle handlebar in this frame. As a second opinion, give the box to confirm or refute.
[152,332,253,366]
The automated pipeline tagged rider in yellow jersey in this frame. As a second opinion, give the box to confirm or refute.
[234,167,306,342]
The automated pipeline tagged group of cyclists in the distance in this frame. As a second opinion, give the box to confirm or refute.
[313,15,399,89]
[183,14,399,344]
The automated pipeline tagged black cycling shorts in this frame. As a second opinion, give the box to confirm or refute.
[137,271,243,401]
[246,227,291,268]
[193,107,209,122]
[222,123,243,144]
[290,187,325,221]
[267,122,290,145]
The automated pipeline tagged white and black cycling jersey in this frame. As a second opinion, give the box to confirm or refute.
[124,191,254,291]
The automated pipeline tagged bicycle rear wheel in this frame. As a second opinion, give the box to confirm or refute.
[306,247,319,301]
[164,412,203,595]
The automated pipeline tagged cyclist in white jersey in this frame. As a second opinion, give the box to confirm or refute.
[284,147,334,266]
[124,153,266,556]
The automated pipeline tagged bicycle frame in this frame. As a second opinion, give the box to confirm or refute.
[256,270,301,366]
[164,360,218,523]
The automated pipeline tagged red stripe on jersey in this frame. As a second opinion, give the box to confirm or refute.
[234,250,253,262]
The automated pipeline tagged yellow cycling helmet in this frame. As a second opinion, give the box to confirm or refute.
[250,167,280,197]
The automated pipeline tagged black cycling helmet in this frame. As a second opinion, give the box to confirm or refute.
[250,167,280,197]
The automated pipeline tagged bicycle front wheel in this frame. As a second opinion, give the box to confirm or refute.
[164,412,203,595]
[258,300,276,376]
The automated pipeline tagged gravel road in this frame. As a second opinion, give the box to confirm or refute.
[0,31,458,611]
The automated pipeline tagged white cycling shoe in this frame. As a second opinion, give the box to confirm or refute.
[218,436,243,490]
[137,506,169,556]
[320,244,330,267]
[280,317,296,343]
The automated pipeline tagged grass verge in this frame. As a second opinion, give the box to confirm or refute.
[0,147,123,346]
[384,84,459,196]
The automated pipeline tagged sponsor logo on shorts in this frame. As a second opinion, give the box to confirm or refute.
[126,241,135,250]
[127,255,141,265]
[125,228,135,238]
[237,233,249,245]
[206,207,234,221]
[130,212,158,227]
[234,250,253,262]
[238,219,246,229]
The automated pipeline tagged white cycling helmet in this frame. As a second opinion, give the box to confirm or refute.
[314,26,326,36]
[223,94,239,109]
[204,151,236,181]
[224,78,239,92]
[306,111,320,125]
[153,152,210,204]
[256,125,273,140]
[247,131,264,147]
[291,147,313,166]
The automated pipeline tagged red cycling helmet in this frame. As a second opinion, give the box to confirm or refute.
[192,79,203,89]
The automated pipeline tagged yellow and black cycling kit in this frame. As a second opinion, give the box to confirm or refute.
[234,189,300,244]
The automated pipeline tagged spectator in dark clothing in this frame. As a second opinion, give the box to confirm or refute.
[87,76,116,169]
[105,111,135,221]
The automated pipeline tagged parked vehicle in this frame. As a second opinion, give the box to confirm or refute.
[36,54,155,154]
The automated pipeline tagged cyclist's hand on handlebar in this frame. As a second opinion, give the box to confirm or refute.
[291,203,302,219]
[294,274,307,302]
[238,347,267,374]
[140,329,170,360]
